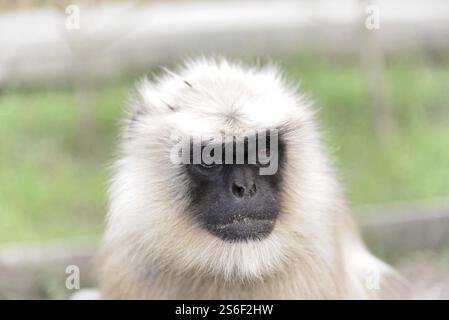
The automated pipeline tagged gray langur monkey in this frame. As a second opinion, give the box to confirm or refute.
[96,58,400,299]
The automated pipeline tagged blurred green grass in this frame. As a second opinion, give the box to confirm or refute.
[1,56,449,244]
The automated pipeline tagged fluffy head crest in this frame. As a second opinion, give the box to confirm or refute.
[128,58,313,140]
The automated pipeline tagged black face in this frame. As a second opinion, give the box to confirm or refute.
[186,139,284,242]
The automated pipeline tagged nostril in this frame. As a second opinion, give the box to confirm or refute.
[232,182,257,198]
[249,183,257,196]
[232,183,245,198]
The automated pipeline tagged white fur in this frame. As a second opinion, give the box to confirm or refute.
[97,58,396,299]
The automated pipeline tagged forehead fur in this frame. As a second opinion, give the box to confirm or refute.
[132,58,312,139]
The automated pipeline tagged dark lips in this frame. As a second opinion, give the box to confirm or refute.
[207,217,276,242]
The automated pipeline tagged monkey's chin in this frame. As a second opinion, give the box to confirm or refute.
[207,218,275,242]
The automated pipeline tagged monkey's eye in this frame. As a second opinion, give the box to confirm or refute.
[200,162,219,169]
[191,162,222,175]
[257,148,275,167]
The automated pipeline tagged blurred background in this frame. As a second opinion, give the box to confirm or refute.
[0,0,448,299]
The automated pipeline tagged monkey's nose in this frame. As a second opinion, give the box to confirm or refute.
[231,181,257,198]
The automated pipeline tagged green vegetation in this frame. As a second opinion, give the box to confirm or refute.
[1,56,449,243]
[287,56,449,205]
[0,83,130,243]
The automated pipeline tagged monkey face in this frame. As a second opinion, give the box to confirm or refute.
[183,134,284,242]
[187,160,283,242]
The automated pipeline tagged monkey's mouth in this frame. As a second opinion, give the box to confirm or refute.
[207,217,275,242]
